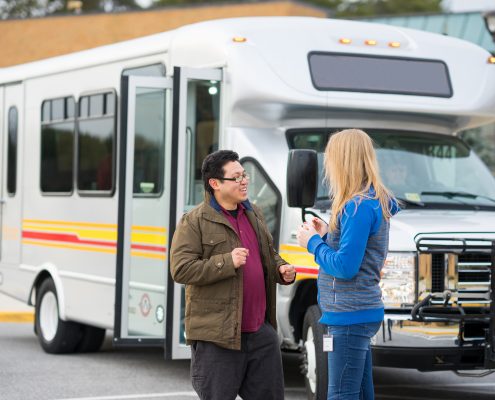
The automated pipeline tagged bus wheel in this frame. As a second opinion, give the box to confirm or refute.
[35,278,82,354]
[301,305,328,400]
[76,324,106,353]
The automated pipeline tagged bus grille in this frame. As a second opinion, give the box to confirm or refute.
[416,238,493,306]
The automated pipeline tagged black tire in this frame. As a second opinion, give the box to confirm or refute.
[35,278,82,354]
[75,324,106,353]
[301,305,328,400]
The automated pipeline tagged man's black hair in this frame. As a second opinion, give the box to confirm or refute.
[201,150,240,195]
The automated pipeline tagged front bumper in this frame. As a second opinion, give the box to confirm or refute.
[373,307,495,370]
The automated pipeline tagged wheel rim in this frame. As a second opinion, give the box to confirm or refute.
[39,291,58,342]
[304,326,317,393]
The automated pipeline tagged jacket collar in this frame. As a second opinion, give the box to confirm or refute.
[207,192,254,213]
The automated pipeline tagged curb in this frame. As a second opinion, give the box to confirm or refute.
[0,311,34,323]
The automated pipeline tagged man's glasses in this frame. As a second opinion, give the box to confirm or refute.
[217,173,250,183]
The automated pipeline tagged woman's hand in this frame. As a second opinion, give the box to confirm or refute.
[311,217,328,237]
[296,222,319,248]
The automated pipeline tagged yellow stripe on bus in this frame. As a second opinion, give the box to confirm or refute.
[131,232,167,246]
[22,240,167,260]
[23,219,117,229]
[280,252,318,267]
[22,240,116,254]
[280,244,307,252]
[131,251,166,260]
[0,312,34,323]
[23,219,167,233]
[23,225,117,241]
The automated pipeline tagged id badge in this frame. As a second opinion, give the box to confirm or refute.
[323,334,333,352]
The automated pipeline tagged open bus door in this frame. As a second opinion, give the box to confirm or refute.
[167,67,223,359]
[115,67,222,360]
[114,75,173,347]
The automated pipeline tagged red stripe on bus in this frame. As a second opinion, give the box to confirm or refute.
[295,266,319,275]
[22,231,166,253]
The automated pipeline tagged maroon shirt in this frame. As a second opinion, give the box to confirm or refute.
[222,204,266,333]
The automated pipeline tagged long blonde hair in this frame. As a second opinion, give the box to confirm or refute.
[324,129,394,231]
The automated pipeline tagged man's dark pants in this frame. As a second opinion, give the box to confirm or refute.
[190,322,284,400]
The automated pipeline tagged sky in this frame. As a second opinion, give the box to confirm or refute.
[442,0,495,12]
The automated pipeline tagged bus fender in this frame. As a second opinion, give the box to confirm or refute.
[28,264,67,321]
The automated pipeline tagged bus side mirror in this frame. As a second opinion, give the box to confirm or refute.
[287,149,318,208]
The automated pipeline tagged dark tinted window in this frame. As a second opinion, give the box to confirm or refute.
[308,52,452,97]
[78,92,116,192]
[7,107,18,195]
[41,97,75,193]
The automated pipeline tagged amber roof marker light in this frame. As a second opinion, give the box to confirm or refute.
[232,37,247,43]
[339,38,352,45]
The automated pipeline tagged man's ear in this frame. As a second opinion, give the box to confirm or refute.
[208,178,220,192]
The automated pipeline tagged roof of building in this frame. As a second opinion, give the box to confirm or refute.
[362,11,494,52]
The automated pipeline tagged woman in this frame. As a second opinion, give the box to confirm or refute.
[296,129,399,400]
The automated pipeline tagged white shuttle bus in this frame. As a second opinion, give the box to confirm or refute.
[1,16,495,399]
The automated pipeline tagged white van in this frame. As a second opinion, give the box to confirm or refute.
[0,16,494,399]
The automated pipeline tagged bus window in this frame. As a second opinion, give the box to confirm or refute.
[133,87,166,196]
[77,91,116,194]
[242,158,282,247]
[122,63,166,77]
[7,106,18,195]
[185,80,220,208]
[40,97,75,194]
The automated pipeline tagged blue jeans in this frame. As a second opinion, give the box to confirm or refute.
[327,322,382,400]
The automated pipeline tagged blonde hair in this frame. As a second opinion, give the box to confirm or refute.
[324,129,394,231]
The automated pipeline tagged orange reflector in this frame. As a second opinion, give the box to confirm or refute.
[489,56,495,64]
[389,41,401,48]
[365,40,377,46]
[339,38,352,44]
[232,37,247,43]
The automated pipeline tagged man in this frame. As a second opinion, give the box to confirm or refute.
[170,150,296,400]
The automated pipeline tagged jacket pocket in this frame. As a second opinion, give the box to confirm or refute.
[202,233,229,259]
[188,297,228,341]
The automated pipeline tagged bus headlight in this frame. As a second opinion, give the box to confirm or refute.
[380,252,416,307]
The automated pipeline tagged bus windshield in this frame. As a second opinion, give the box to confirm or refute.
[287,129,495,209]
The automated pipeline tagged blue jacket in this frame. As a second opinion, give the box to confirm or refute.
[307,191,399,325]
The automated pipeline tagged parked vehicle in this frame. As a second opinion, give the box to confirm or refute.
[0,16,494,399]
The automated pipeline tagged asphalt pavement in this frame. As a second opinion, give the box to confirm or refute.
[1,292,495,400]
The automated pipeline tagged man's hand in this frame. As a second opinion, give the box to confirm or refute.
[231,248,249,269]
[279,264,296,283]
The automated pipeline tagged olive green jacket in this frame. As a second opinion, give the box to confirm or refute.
[170,194,292,350]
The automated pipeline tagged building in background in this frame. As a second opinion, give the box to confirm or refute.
[0,0,327,68]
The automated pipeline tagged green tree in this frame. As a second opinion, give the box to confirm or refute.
[0,0,63,19]
[459,127,495,176]
[0,0,142,19]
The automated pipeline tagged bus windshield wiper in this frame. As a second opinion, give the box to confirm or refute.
[421,191,495,204]
[396,197,425,207]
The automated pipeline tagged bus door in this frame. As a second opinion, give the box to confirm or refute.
[167,67,223,359]
[115,75,173,346]
[1,84,23,265]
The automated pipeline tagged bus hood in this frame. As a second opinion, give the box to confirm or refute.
[390,209,495,251]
